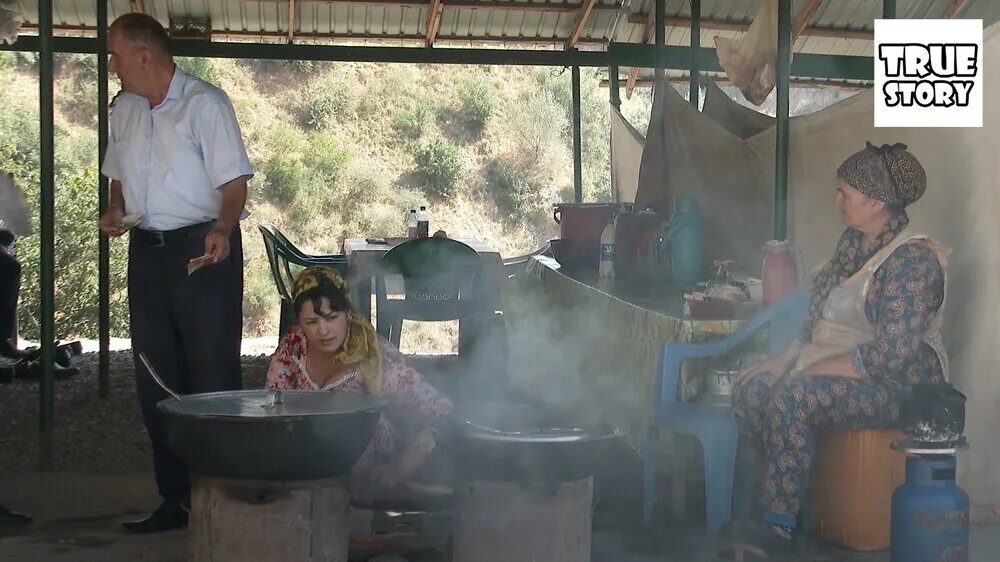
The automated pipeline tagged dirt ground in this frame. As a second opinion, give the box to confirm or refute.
[2,350,998,561]
[1,471,999,562]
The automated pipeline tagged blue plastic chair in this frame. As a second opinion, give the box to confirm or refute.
[643,291,809,533]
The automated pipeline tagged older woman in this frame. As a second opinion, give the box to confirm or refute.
[730,142,948,557]
[266,267,454,498]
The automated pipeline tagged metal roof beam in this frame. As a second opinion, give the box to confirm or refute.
[607,43,873,82]
[942,0,971,19]
[1,36,875,81]
[565,0,598,50]
[625,4,655,98]
[237,0,623,13]
[604,77,869,91]
[426,0,444,47]
[626,14,873,41]
[791,0,822,40]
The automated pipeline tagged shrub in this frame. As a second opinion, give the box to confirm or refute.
[340,160,395,207]
[413,138,462,198]
[305,133,350,180]
[176,57,219,86]
[263,155,308,206]
[16,166,131,339]
[303,73,352,130]
[392,105,431,140]
[266,123,310,157]
[60,74,99,126]
[490,91,567,164]
[456,75,496,131]
[485,157,540,221]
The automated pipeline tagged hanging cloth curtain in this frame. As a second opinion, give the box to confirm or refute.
[0,1,23,45]
[713,0,791,106]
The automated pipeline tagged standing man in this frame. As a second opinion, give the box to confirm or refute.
[99,13,252,534]
[0,229,23,360]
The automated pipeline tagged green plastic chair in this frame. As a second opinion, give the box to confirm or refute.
[374,237,506,400]
[258,226,348,339]
[271,227,345,265]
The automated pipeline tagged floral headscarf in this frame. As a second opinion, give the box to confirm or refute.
[291,267,383,395]
[836,142,927,208]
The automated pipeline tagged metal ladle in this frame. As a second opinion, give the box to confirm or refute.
[138,353,182,401]
[139,353,284,409]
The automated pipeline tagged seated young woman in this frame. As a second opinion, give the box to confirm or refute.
[265,267,455,500]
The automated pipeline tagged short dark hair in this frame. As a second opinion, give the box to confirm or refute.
[112,13,172,56]
[0,229,15,247]
[293,273,351,317]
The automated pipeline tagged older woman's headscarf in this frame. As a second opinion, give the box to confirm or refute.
[291,267,383,395]
[836,142,927,208]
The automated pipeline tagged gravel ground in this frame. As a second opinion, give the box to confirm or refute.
[0,349,272,474]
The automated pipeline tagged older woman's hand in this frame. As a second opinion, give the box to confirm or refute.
[735,355,795,387]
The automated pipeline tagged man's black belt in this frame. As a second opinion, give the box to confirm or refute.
[131,221,214,248]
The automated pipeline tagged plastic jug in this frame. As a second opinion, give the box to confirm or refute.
[655,197,705,290]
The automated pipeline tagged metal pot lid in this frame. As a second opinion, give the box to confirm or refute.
[158,390,383,420]
[461,420,618,443]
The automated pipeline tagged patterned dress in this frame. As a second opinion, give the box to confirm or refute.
[265,327,453,486]
[732,229,945,527]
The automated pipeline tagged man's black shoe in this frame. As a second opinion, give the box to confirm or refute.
[121,500,188,534]
[0,503,32,526]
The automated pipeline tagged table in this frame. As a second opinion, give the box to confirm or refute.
[342,237,505,322]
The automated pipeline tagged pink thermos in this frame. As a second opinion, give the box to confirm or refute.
[762,240,799,306]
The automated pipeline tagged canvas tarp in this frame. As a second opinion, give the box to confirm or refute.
[610,104,645,204]
[634,22,1000,520]
[635,76,773,271]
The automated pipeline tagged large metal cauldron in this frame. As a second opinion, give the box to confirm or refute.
[457,402,618,483]
[158,390,383,481]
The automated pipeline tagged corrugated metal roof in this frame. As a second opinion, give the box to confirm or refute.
[12,0,1000,54]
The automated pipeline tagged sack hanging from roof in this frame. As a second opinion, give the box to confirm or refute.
[0,1,22,45]
[713,0,791,106]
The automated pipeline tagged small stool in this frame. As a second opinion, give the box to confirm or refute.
[810,428,905,551]
[189,475,349,562]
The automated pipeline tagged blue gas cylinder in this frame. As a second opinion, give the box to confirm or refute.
[891,455,969,562]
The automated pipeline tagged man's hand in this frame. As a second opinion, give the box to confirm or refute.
[204,225,231,264]
[99,206,128,238]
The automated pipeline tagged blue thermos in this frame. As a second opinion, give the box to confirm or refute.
[890,455,969,562]
[655,196,705,290]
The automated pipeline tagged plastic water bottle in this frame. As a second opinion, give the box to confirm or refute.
[407,209,418,239]
[599,215,617,280]
[417,206,430,239]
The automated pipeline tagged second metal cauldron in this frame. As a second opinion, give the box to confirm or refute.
[158,390,383,481]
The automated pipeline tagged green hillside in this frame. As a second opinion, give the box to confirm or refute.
[0,52,652,340]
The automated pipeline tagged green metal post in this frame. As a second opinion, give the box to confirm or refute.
[883,0,896,19]
[655,0,665,76]
[689,0,701,107]
[609,65,621,109]
[38,0,55,471]
[98,0,110,398]
[572,65,583,203]
[774,0,791,241]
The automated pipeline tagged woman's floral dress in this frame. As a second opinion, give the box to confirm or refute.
[265,327,453,486]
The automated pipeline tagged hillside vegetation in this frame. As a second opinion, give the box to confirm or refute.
[0,52,653,340]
